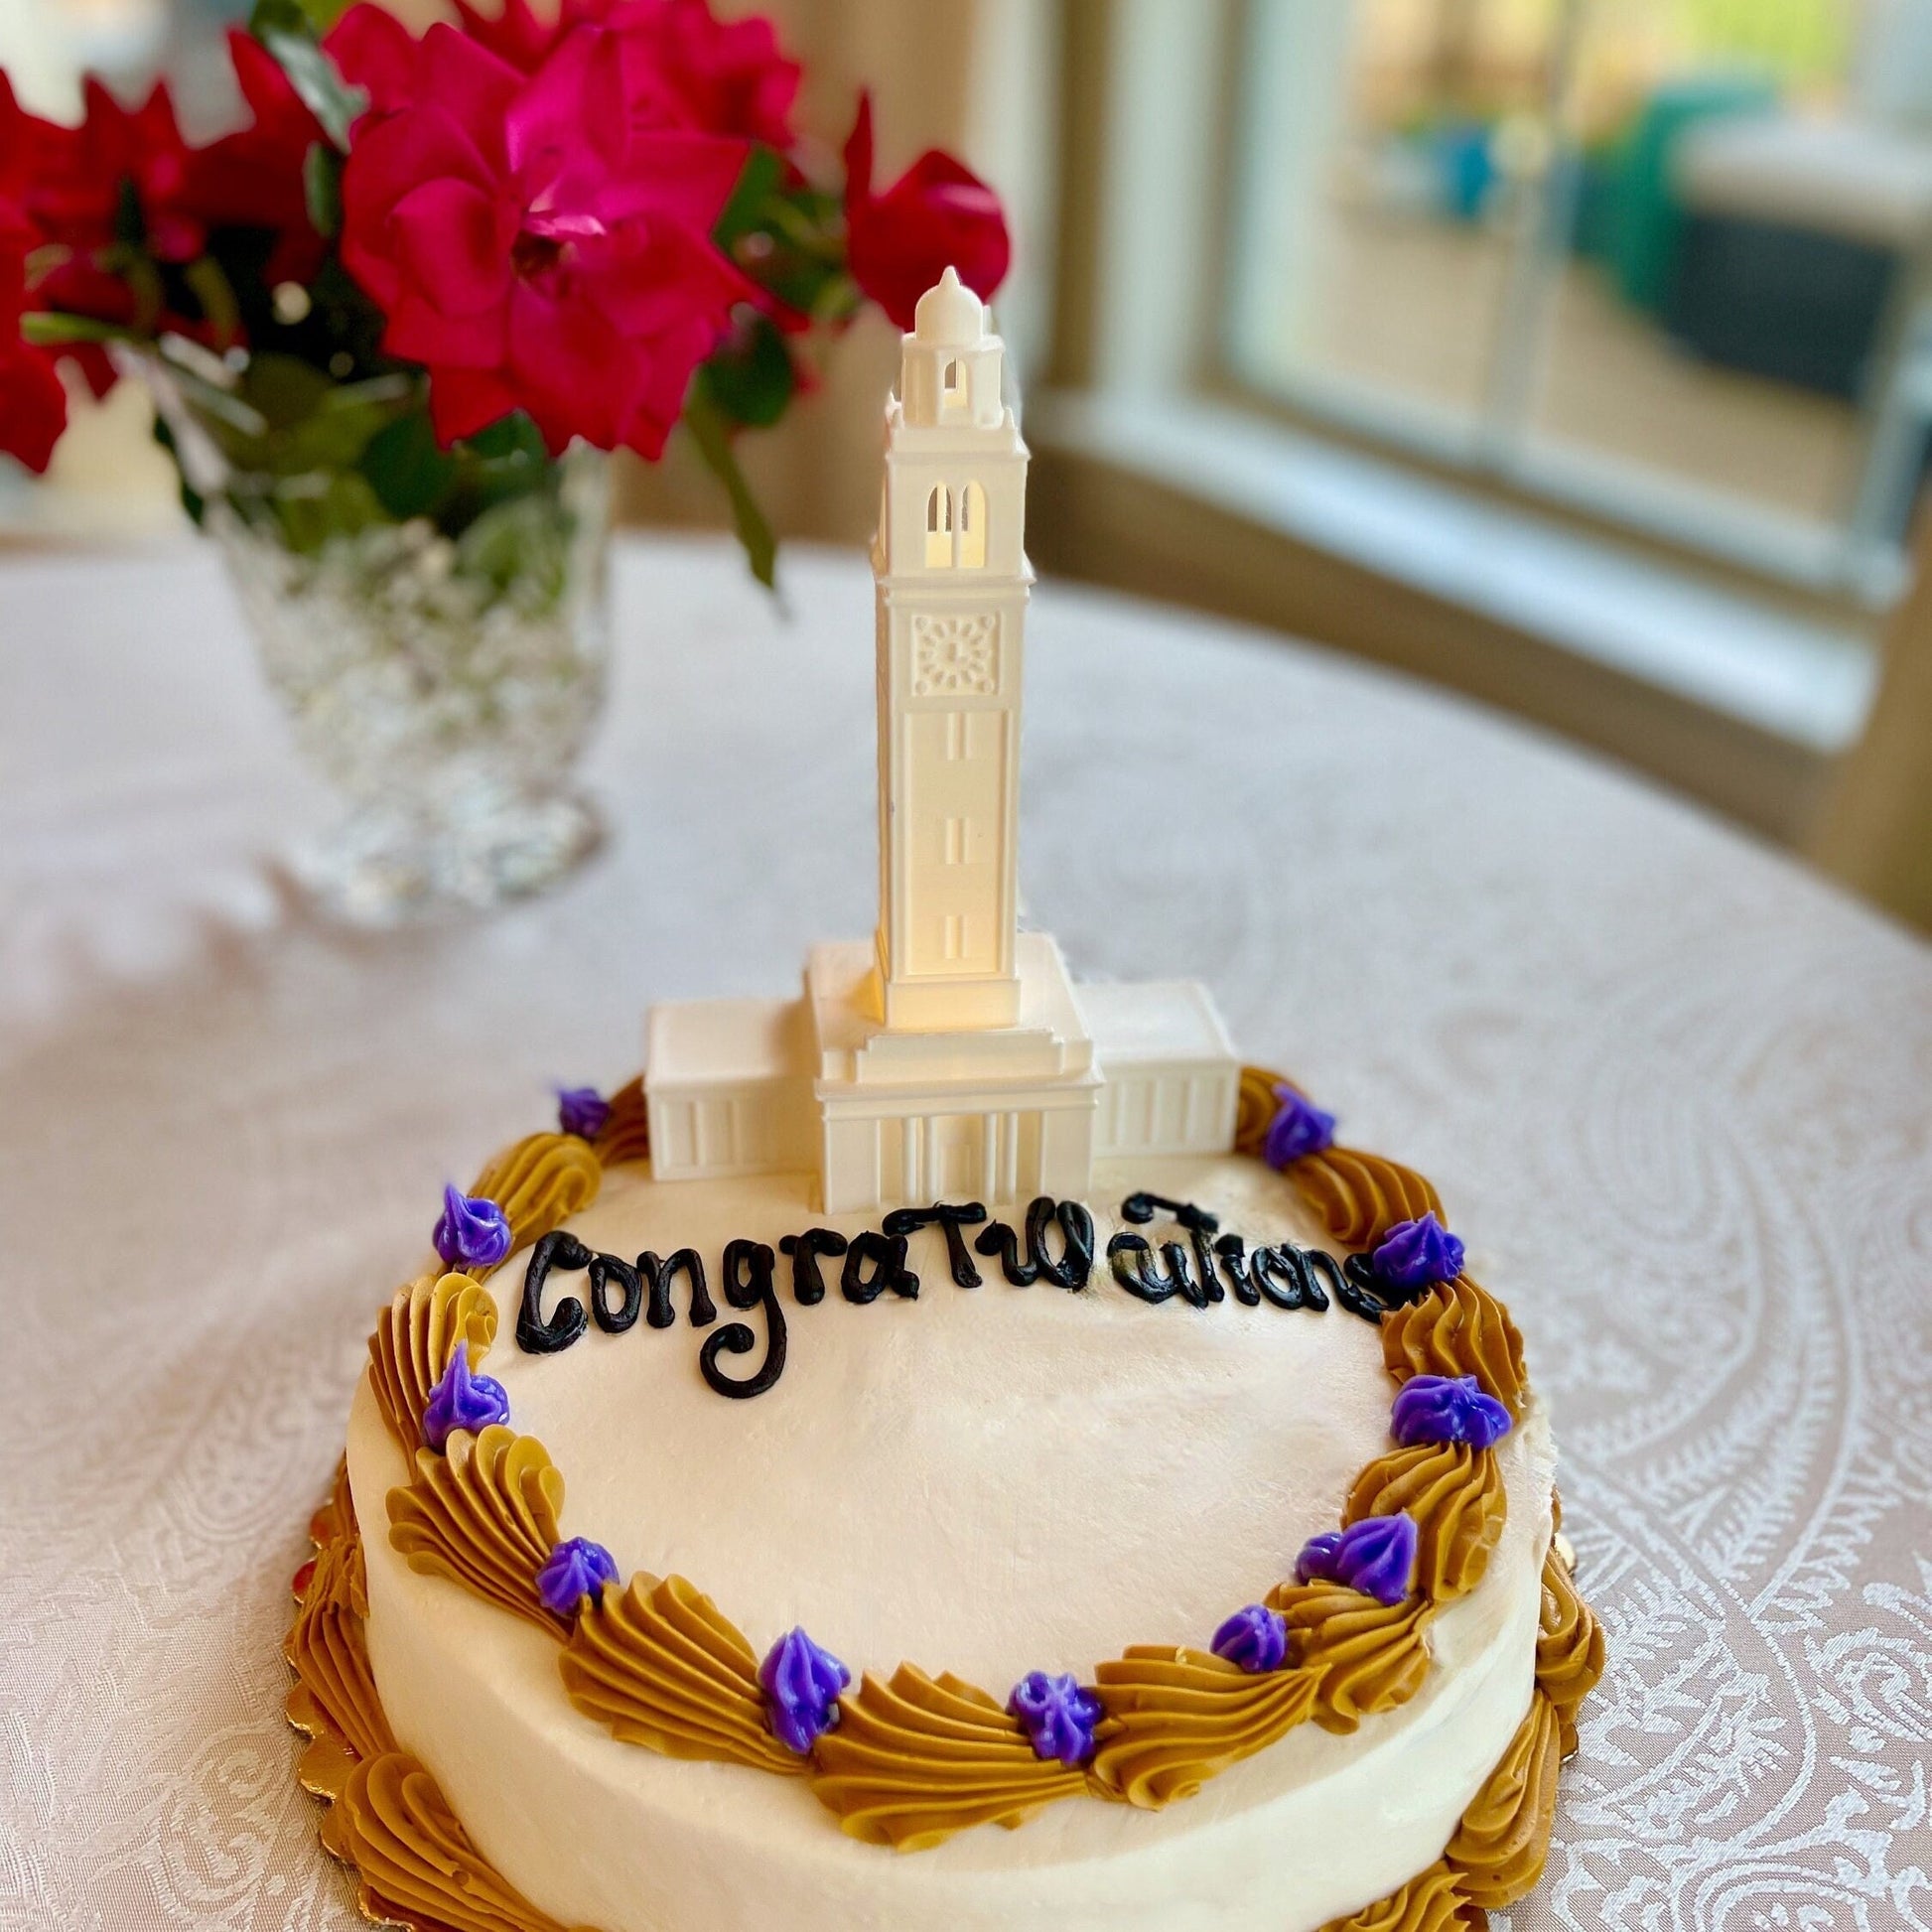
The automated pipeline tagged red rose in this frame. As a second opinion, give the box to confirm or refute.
[27,76,201,262]
[179,30,328,284]
[0,334,68,473]
[0,210,66,474]
[842,91,1008,331]
[337,21,753,458]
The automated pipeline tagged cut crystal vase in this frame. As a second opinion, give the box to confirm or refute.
[141,345,610,926]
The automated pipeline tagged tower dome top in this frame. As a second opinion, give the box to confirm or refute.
[912,267,986,345]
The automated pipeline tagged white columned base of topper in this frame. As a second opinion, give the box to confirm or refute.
[643,939,1241,1211]
[806,932,1099,1213]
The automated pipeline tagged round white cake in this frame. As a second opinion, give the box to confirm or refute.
[344,1153,1558,1932]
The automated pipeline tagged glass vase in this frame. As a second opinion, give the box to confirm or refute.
[140,345,610,925]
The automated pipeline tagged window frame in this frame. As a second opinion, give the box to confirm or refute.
[1051,0,1918,613]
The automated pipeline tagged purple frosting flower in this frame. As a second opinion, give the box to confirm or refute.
[421,1341,510,1451]
[1008,1670,1104,1767]
[536,1536,618,1618]
[1390,1373,1511,1450]
[1294,1514,1419,1606]
[1211,1603,1289,1674]
[433,1184,512,1271]
[1367,1211,1464,1292]
[759,1627,851,1754]
[1263,1085,1337,1170]
[557,1085,611,1141]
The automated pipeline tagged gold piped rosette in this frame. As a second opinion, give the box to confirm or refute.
[287,1065,1604,1931]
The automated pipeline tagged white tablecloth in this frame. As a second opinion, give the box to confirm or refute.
[3,536,1929,1929]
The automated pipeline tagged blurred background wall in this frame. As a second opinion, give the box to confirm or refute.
[4,0,1930,930]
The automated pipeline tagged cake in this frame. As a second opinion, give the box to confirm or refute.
[288,271,1605,1932]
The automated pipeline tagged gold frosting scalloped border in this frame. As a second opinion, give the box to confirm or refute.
[286,1471,592,1932]
[286,1477,1602,1931]
[299,1061,1603,1910]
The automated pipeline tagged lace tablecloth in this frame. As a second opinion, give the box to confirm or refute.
[3,536,1928,1931]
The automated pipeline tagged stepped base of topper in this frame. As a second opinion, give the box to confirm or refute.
[643,935,1241,1215]
[808,933,1099,1212]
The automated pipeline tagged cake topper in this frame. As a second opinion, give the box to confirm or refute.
[641,272,1244,1212]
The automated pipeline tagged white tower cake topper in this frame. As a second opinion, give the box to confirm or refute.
[644,270,1238,1212]
[873,266,1027,1034]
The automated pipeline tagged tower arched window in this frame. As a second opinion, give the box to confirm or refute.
[941,357,965,413]
[924,484,954,568]
[958,482,987,568]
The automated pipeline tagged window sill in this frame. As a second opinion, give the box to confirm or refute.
[1028,389,1878,759]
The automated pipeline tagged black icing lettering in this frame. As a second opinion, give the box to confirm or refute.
[1167,1239,1209,1308]
[640,1248,717,1330]
[1302,1248,1346,1315]
[518,1232,592,1353]
[841,1230,919,1303]
[1189,1219,1223,1303]
[1120,1194,1215,1305]
[976,1198,1093,1288]
[778,1228,847,1306]
[1120,1192,1220,1235]
[701,1238,787,1399]
[882,1202,988,1287]
[1337,1252,1399,1323]
[976,1217,1035,1284]
[589,1252,642,1332]
[1215,1233,1259,1306]
[1030,1196,1094,1289]
[1249,1243,1314,1311]
[521,1185,1365,1394]
[1108,1230,1205,1305]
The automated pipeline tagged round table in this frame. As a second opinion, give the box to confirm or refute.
[3,535,1928,1929]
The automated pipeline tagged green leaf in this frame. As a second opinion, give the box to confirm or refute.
[20,311,135,348]
[684,388,777,589]
[183,256,242,349]
[252,9,366,151]
[360,406,458,520]
[719,176,856,322]
[150,411,206,527]
[713,145,785,252]
[268,468,386,553]
[111,176,147,252]
[303,142,342,240]
[460,411,549,467]
[239,350,334,430]
[441,409,553,521]
[699,312,795,429]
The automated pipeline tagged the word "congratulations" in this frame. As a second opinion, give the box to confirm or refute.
[514,1193,1383,1401]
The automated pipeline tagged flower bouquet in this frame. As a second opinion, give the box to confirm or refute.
[0,0,1009,920]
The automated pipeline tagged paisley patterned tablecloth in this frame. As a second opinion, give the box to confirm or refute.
[2,537,1928,1930]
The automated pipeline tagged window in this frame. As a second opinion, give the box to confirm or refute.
[942,357,966,412]
[958,481,988,566]
[1221,0,1907,588]
[925,483,954,568]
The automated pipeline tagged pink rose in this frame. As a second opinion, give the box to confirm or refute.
[337,21,753,458]
[334,0,798,147]
[842,91,1008,331]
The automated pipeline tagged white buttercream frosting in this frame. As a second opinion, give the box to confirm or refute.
[349,1154,1556,1932]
